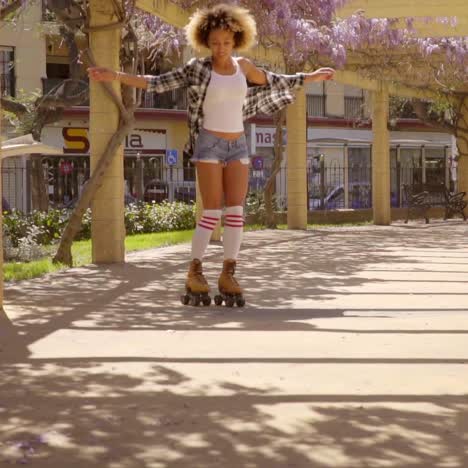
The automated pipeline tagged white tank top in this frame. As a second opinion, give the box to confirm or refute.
[202,58,247,133]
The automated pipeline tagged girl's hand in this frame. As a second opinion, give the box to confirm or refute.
[305,67,335,83]
[87,66,118,82]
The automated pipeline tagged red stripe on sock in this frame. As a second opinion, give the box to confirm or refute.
[226,214,243,217]
[203,216,219,221]
[201,217,218,225]
[225,223,244,228]
[198,222,215,230]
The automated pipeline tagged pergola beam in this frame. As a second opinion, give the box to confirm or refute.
[136,0,455,102]
[337,0,468,37]
[337,0,467,20]
[334,70,449,102]
[393,17,468,38]
[136,0,188,28]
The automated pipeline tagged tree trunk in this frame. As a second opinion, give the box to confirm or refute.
[53,117,135,266]
[455,97,468,210]
[53,9,142,266]
[264,109,286,228]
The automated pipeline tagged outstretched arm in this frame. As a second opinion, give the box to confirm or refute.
[88,60,191,92]
[304,67,335,83]
[87,67,149,89]
[238,57,335,85]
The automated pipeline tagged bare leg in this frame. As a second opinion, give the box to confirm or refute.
[223,160,249,207]
[197,161,224,208]
[191,161,223,260]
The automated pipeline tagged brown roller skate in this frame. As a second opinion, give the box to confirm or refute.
[214,259,246,308]
[180,259,211,306]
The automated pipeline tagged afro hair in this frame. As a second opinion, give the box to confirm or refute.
[185,3,257,52]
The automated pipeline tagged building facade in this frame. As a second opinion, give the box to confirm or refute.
[0,3,455,212]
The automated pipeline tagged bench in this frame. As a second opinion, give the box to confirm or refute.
[403,183,467,223]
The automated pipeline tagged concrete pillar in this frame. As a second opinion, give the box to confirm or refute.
[0,100,3,308]
[89,0,125,263]
[456,98,468,215]
[344,144,349,208]
[287,87,307,229]
[422,145,427,183]
[371,82,391,225]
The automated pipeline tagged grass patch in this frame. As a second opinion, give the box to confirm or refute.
[4,258,56,283]
[125,230,194,252]
[308,221,373,228]
[4,229,195,283]
[3,222,372,282]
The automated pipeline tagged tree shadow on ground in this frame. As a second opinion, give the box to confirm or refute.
[0,362,467,467]
[1,221,467,466]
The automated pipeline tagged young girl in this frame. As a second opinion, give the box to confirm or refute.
[88,3,334,307]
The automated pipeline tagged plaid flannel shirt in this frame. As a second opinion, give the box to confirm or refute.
[145,56,305,157]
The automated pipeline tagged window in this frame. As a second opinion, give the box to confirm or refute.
[0,46,15,97]
[344,86,364,119]
[306,82,326,117]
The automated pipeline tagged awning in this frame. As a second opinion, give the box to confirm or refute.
[0,134,64,159]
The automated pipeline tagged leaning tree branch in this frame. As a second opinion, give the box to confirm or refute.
[0,0,23,20]
[53,8,140,266]
[53,114,135,266]
[0,97,28,116]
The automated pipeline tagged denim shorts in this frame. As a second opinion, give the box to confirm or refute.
[191,129,249,165]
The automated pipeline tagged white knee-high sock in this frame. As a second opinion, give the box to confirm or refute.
[191,209,222,260]
[223,206,244,260]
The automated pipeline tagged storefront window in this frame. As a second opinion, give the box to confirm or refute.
[425,148,446,185]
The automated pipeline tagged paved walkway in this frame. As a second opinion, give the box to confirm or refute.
[1,220,467,467]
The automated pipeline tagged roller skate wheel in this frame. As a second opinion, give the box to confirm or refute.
[225,297,235,308]
[236,297,245,307]
[190,295,201,306]
[181,294,190,305]
[202,295,211,306]
[214,295,223,306]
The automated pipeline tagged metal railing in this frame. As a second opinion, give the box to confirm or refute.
[306,95,326,117]
[141,88,187,110]
[40,78,376,119]
[1,157,450,213]
[41,77,187,110]
[0,73,14,97]
[344,96,364,120]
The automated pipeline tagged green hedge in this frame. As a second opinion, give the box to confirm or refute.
[3,201,196,262]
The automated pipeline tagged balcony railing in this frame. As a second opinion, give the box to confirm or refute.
[41,77,187,110]
[141,88,187,110]
[0,73,15,97]
[306,95,326,117]
[344,96,364,120]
